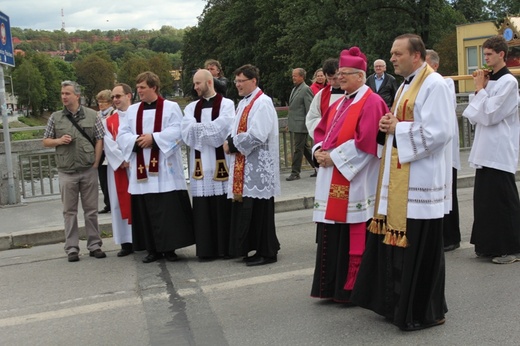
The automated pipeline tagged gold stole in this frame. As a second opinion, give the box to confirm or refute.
[232,91,264,201]
[369,65,434,247]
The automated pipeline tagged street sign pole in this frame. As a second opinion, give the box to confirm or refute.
[0,11,17,205]
[1,65,16,204]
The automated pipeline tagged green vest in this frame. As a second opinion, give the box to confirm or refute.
[53,106,98,173]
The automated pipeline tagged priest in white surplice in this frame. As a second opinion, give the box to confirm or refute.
[223,64,281,266]
[103,83,134,257]
[182,69,234,260]
[352,34,454,331]
[117,71,194,264]
[463,35,520,264]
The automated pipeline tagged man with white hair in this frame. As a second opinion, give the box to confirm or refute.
[366,59,398,108]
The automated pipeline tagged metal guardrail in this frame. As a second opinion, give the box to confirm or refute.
[19,151,59,198]
[5,107,475,199]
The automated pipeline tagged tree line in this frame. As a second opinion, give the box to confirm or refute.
[182,0,519,103]
[8,26,185,115]
[7,0,519,115]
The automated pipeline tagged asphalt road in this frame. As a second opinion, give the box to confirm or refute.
[1,185,520,345]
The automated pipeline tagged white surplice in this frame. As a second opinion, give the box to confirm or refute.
[312,85,383,224]
[463,72,519,174]
[117,100,187,195]
[181,96,235,197]
[226,87,281,199]
[102,110,132,245]
[378,63,454,219]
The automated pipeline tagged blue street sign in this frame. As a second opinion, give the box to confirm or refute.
[0,11,15,67]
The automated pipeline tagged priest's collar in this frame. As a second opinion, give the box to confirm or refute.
[345,85,364,99]
[143,99,158,110]
[331,87,345,94]
[201,93,218,108]
[490,65,510,81]
[403,62,426,85]
[244,87,261,100]
[203,92,217,101]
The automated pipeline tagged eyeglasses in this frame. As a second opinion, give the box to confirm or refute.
[111,94,125,100]
[374,65,385,68]
[97,100,110,104]
[233,78,252,84]
[337,71,360,77]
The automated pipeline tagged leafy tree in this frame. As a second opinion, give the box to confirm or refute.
[117,55,150,88]
[452,0,490,22]
[149,36,183,54]
[12,61,46,116]
[148,53,175,96]
[74,54,116,106]
[29,53,63,113]
[52,59,76,82]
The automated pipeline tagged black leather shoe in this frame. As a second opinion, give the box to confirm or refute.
[117,248,134,257]
[443,242,460,252]
[98,207,111,214]
[310,171,317,177]
[142,253,162,263]
[402,318,445,331]
[246,256,277,267]
[164,251,178,262]
[68,252,79,262]
[243,253,260,262]
[285,174,300,181]
[89,249,107,258]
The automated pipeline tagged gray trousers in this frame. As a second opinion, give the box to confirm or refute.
[59,167,102,254]
[291,132,315,175]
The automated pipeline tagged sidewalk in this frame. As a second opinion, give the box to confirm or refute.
[0,149,516,251]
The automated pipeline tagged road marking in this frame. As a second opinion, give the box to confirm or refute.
[178,267,314,297]
[0,297,141,327]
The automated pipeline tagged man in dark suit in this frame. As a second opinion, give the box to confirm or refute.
[286,68,316,181]
[366,59,398,109]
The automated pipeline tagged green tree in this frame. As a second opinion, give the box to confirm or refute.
[29,53,63,113]
[117,55,150,88]
[148,53,174,96]
[12,61,46,116]
[74,54,116,106]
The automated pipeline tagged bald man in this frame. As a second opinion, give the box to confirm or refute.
[181,69,235,260]
[366,59,398,108]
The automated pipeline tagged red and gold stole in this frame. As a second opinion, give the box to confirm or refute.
[106,113,131,223]
[192,93,229,181]
[324,89,373,222]
[232,91,264,201]
[369,64,434,247]
[135,96,164,181]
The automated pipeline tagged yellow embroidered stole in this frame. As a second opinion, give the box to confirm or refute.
[369,65,434,247]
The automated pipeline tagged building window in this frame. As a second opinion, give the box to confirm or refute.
[467,46,478,74]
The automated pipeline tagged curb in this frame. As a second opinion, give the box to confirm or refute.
[2,171,519,252]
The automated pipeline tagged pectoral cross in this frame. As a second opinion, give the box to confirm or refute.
[150,158,158,167]
[138,164,145,174]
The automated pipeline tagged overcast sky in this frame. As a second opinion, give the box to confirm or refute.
[0,0,207,32]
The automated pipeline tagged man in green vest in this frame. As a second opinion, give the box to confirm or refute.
[43,80,106,262]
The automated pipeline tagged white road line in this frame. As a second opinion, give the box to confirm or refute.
[179,267,314,297]
[1,268,315,326]
[0,297,141,328]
